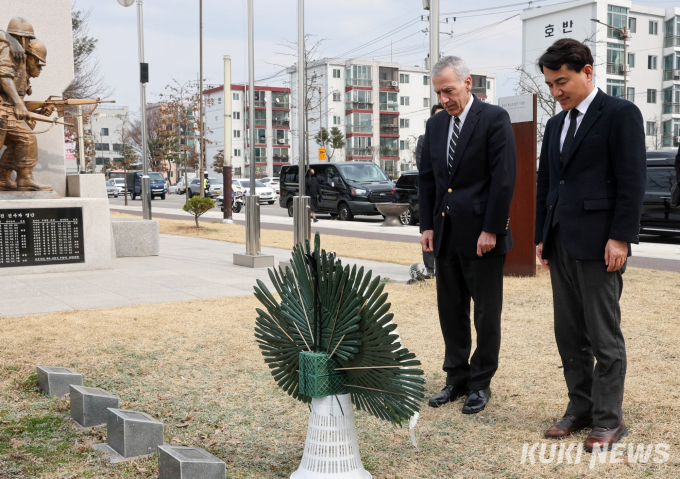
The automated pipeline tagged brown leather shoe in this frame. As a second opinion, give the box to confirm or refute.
[544,415,593,439]
[584,421,628,452]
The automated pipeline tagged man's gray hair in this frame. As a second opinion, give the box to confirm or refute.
[432,55,470,83]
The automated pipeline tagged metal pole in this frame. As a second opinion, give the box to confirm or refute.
[137,0,151,219]
[429,0,439,105]
[77,105,85,173]
[223,55,233,223]
[294,0,310,247]
[623,27,628,98]
[246,0,260,255]
[199,0,205,197]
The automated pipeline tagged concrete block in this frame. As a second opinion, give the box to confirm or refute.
[70,385,119,428]
[67,174,108,199]
[278,260,292,271]
[233,253,275,268]
[107,408,164,458]
[158,446,226,479]
[36,366,82,398]
[110,219,160,257]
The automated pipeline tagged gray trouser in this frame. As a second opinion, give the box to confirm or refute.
[549,226,626,427]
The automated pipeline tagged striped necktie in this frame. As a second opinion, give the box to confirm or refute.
[448,116,460,176]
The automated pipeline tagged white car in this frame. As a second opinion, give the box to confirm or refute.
[111,177,126,194]
[236,179,276,204]
[260,177,280,195]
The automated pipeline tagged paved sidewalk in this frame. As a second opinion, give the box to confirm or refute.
[0,234,411,317]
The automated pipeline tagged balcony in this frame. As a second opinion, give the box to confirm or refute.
[379,124,398,135]
[272,119,290,127]
[471,86,486,96]
[346,125,372,134]
[663,102,680,114]
[254,119,267,126]
[347,101,373,111]
[273,154,290,162]
[665,35,680,48]
[607,62,625,75]
[664,69,680,81]
[346,78,372,87]
[379,103,398,112]
[379,79,399,89]
[254,99,266,108]
[347,148,372,157]
[380,148,399,158]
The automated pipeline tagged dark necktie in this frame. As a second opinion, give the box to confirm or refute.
[560,108,579,163]
[447,116,460,176]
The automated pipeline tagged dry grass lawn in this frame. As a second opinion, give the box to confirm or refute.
[110,211,422,266]
[1,265,679,478]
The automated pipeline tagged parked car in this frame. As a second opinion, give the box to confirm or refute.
[111,177,126,194]
[278,162,395,221]
[125,171,168,200]
[106,180,119,198]
[235,179,276,204]
[208,177,223,197]
[392,170,419,225]
[261,177,280,195]
[640,149,680,236]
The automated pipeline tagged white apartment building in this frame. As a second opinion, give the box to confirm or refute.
[288,58,496,177]
[86,106,130,173]
[521,0,680,150]
[203,84,291,179]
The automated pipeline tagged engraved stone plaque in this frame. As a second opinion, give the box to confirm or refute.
[0,207,84,267]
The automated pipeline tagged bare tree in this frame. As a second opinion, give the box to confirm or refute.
[513,65,557,145]
[645,115,662,150]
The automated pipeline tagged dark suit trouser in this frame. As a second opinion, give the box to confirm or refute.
[549,226,626,428]
[436,219,505,391]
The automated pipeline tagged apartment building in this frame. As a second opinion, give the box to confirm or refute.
[521,0,680,149]
[86,106,129,173]
[203,85,291,178]
[288,59,496,177]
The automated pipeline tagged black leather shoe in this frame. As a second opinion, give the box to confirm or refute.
[462,387,491,414]
[428,385,468,408]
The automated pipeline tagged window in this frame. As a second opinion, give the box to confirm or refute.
[94,143,110,151]
[273,147,289,162]
[379,91,398,111]
[333,115,341,125]
[218,97,222,104]
[648,56,657,70]
[400,96,409,106]
[607,43,624,74]
[607,5,628,39]
[399,73,409,83]
[400,140,405,150]
[424,120,427,129]
[101,128,109,136]
[234,149,241,157]
[647,89,657,103]
[333,92,341,102]
[423,98,430,108]
[487,81,491,89]
[646,122,656,136]
[275,129,289,144]
[215,116,218,121]
[606,79,625,98]
[628,17,636,33]
[233,111,240,120]
[627,87,635,102]
[423,75,430,85]
[112,144,122,152]
[233,130,240,138]
[649,20,658,35]
[233,93,240,100]
[399,118,410,128]
[628,53,635,68]
[333,68,341,78]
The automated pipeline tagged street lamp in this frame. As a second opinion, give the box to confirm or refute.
[118,0,152,220]
[591,18,629,99]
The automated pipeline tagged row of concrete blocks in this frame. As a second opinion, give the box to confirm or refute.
[36,366,226,478]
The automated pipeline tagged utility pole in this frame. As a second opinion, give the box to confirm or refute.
[77,105,85,173]
[199,0,205,197]
[293,0,310,247]
[223,55,233,223]
[591,18,629,98]
[427,0,439,105]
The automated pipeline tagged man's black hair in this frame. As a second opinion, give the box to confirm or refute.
[538,38,594,74]
[430,103,444,117]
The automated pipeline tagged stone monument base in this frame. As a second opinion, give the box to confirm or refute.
[233,253,275,268]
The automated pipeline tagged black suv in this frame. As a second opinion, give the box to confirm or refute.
[392,170,419,225]
[279,162,395,221]
[641,150,680,236]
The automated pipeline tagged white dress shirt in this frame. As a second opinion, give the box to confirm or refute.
[447,93,474,149]
[560,86,599,152]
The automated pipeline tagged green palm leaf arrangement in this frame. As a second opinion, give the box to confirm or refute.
[254,232,425,425]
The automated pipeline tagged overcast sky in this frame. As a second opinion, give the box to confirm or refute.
[75,0,679,117]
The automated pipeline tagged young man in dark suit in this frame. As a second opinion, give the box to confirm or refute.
[535,39,646,452]
[419,56,516,414]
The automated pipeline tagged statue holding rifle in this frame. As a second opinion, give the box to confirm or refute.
[0,17,112,192]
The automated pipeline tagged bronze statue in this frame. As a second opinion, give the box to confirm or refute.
[0,17,112,192]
